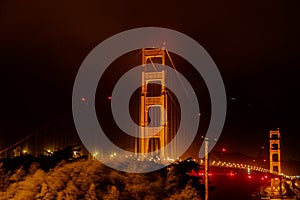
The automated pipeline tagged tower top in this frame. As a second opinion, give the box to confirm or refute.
[269,129,280,140]
[142,48,165,65]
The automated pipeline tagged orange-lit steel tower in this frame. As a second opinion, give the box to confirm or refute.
[269,129,282,198]
[269,129,281,173]
[138,48,167,159]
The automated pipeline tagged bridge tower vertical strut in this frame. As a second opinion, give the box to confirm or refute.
[138,48,168,160]
[269,129,281,173]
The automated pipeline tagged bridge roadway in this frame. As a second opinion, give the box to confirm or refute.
[188,161,299,199]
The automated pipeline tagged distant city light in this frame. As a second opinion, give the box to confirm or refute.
[221,148,226,152]
[247,167,251,174]
[229,171,235,176]
[93,152,98,157]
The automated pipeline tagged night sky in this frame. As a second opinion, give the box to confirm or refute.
[0,1,299,160]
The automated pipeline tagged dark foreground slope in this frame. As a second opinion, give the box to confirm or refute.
[0,158,205,200]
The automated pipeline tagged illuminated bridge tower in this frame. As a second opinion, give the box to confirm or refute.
[138,48,168,159]
[269,129,283,198]
[269,129,281,173]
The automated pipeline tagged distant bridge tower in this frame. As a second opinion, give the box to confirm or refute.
[13,146,22,157]
[269,129,281,173]
[138,48,168,159]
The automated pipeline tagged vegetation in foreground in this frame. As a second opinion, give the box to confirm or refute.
[0,146,207,200]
